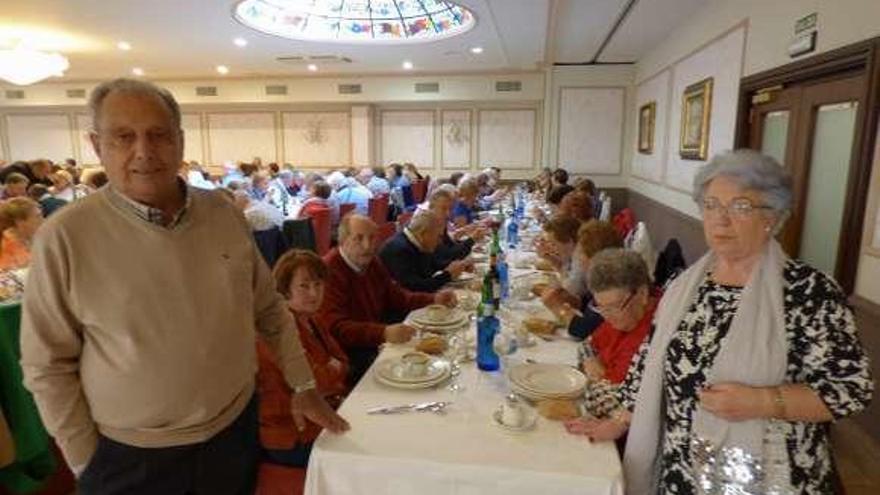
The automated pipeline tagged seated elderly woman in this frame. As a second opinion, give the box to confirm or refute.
[0,197,44,270]
[451,179,480,227]
[570,150,874,495]
[257,250,350,469]
[540,219,624,339]
[557,190,595,224]
[566,248,657,419]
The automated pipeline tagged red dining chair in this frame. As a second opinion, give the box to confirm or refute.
[376,221,397,246]
[307,208,332,255]
[411,179,428,204]
[254,463,306,495]
[396,211,414,230]
[368,195,389,225]
[339,202,356,219]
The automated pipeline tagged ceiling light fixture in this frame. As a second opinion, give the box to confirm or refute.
[117,41,132,51]
[402,60,414,70]
[307,64,318,72]
[0,45,69,85]
[216,65,229,74]
[233,0,476,44]
[132,67,144,76]
[470,46,484,54]
[233,37,248,47]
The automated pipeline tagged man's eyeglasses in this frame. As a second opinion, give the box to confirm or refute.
[701,197,773,218]
[589,291,635,316]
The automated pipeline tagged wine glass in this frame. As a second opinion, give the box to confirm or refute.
[492,332,519,378]
[445,330,467,392]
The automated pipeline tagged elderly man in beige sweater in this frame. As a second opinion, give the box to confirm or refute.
[20,78,348,495]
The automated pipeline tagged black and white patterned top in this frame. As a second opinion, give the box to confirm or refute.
[619,259,874,494]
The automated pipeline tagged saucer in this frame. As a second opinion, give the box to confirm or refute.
[492,408,537,432]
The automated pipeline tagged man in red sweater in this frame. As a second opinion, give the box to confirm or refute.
[318,214,457,382]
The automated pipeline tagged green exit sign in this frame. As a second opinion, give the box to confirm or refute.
[795,13,818,35]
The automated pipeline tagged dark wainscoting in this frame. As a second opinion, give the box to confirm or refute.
[624,190,708,264]
[848,296,880,442]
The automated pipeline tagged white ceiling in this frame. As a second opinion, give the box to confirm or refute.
[0,0,709,81]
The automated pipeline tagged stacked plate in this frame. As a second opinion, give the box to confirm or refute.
[508,363,587,400]
[374,355,452,389]
[406,304,469,334]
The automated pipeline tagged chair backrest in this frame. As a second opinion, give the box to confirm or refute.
[309,208,332,255]
[400,185,415,209]
[368,195,389,225]
[396,211,414,230]
[411,179,428,203]
[339,202,356,219]
[376,221,396,246]
[281,218,316,253]
[253,227,288,268]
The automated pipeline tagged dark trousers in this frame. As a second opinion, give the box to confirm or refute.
[78,397,258,495]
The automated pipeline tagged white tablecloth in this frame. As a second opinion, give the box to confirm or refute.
[305,313,624,495]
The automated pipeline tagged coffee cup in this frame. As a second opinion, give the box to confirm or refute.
[500,396,525,427]
[401,352,430,378]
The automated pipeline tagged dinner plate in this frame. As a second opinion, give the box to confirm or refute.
[408,307,469,328]
[455,272,477,282]
[509,381,584,401]
[375,356,451,384]
[509,363,587,397]
[374,363,451,389]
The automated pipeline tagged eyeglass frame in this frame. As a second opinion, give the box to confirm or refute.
[700,196,775,218]
[589,290,637,317]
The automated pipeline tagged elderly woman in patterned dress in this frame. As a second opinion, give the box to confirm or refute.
[571,150,873,494]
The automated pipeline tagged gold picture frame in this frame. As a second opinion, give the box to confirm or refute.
[679,77,713,160]
[637,101,656,154]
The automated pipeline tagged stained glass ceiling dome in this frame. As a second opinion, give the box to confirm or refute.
[233,0,476,44]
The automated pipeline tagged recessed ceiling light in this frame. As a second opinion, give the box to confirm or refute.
[470,46,484,54]
[216,65,229,75]
[131,67,144,76]
[117,41,132,51]
[233,37,248,47]
[307,64,318,72]
[402,60,414,70]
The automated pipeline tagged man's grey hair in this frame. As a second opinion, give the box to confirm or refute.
[692,150,793,213]
[408,209,441,235]
[587,248,651,294]
[277,170,294,180]
[88,78,182,131]
[337,213,374,242]
[428,185,456,207]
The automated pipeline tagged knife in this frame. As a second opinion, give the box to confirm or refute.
[366,401,440,415]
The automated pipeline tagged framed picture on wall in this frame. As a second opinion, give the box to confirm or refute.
[637,101,656,154]
[679,77,713,160]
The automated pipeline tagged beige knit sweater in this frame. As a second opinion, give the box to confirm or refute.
[20,186,313,469]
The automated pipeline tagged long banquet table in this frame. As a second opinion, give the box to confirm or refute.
[305,285,624,495]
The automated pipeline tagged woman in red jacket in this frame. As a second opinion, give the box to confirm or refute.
[572,248,657,420]
[257,249,350,468]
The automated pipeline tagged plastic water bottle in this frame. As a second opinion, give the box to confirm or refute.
[497,253,510,302]
[506,217,518,248]
[477,278,500,371]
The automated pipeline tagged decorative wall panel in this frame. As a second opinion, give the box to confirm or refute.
[380,110,435,167]
[207,112,277,165]
[478,109,536,170]
[558,87,624,175]
[6,114,74,163]
[282,111,351,167]
[441,110,471,169]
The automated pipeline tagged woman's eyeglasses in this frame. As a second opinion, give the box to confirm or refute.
[701,197,773,218]
[589,291,635,316]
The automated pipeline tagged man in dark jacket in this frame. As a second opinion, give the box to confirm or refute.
[379,209,470,292]
[27,184,68,217]
[426,186,486,267]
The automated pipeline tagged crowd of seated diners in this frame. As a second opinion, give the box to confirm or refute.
[0,95,873,493]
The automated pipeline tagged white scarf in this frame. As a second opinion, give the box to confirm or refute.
[623,240,790,494]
